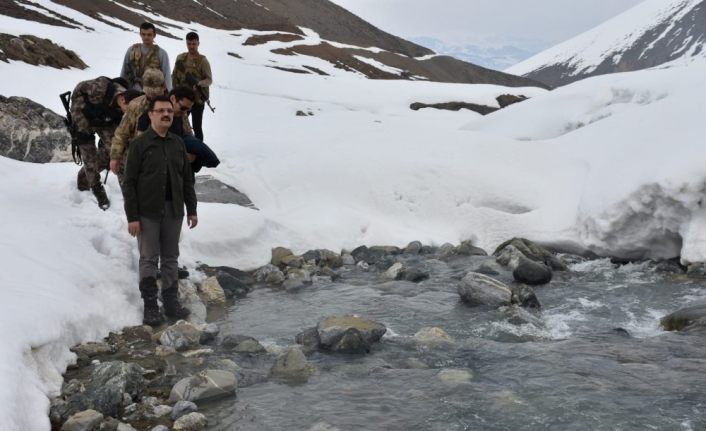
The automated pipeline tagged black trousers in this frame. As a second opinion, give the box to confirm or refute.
[190,102,205,141]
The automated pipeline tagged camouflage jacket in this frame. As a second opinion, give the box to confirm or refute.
[121,43,172,90]
[110,95,149,160]
[172,53,212,104]
[70,76,123,140]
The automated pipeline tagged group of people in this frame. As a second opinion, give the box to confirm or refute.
[66,22,219,325]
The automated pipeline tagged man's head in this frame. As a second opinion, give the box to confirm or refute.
[169,87,195,118]
[142,68,166,99]
[186,32,200,55]
[116,89,143,113]
[139,22,156,46]
[148,96,174,133]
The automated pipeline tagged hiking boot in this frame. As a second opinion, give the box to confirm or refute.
[91,183,110,210]
[162,284,190,319]
[139,276,164,326]
[77,169,89,191]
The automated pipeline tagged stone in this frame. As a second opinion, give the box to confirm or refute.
[171,400,198,420]
[400,267,430,283]
[661,300,706,331]
[253,264,285,284]
[173,412,208,431]
[496,94,528,108]
[82,361,146,417]
[331,328,370,353]
[61,409,103,431]
[199,323,220,344]
[271,247,294,267]
[302,249,322,263]
[457,272,512,307]
[283,278,305,292]
[512,284,541,308]
[270,345,316,380]
[295,327,321,354]
[61,379,85,397]
[494,237,567,271]
[220,334,257,348]
[193,175,257,208]
[370,245,401,255]
[414,327,452,345]
[155,345,177,357]
[403,241,423,254]
[99,417,120,431]
[383,262,404,280]
[169,370,237,403]
[356,261,370,271]
[0,95,72,163]
[160,321,203,351]
[286,268,312,283]
[512,256,553,285]
[438,243,456,259]
[455,240,487,256]
[437,368,473,386]
[177,281,207,325]
[317,315,387,352]
[318,249,343,268]
[116,423,138,431]
[233,339,267,354]
[351,245,386,264]
[72,342,114,359]
[150,426,169,431]
[215,271,250,298]
[281,254,304,268]
[341,254,355,265]
[198,277,226,305]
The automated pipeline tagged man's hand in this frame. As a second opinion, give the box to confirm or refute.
[110,159,121,174]
[187,215,198,229]
[128,221,141,237]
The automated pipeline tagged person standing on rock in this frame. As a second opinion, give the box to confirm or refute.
[69,76,134,209]
[110,68,166,182]
[172,31,212,141]
[120,22,172,92]
[121,95,197,325]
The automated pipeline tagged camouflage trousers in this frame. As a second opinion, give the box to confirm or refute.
[75,128,114,190]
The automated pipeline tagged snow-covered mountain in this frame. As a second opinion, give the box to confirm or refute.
[507,0,706,87]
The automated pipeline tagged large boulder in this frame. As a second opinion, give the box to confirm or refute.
[512,256,553,285]
[270,345,317,381]
[317,315,387,353]
[0,34,87,69]
[457,272,512,307]
[494,238,567,271]
[76,361,146,417]
[0,96,71,162]
[661,301,706,331]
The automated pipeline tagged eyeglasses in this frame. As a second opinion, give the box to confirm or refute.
[151,108,174,114]
[178,103,192,113]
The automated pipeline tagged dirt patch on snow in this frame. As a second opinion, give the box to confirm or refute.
[0,34,87,69]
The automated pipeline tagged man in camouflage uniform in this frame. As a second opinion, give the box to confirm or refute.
[172,31,212,141]
[110,68,167,181]
[71,76,130,209]
[120,22,172,92]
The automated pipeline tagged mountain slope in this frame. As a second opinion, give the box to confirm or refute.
[507,0,706,87]
[3,0,544,88]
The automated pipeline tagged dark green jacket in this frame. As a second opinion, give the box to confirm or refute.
[122,127,197,222]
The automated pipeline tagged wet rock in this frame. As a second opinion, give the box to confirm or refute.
[150,426,169,431]
[168,370,237,403]
[271,247,294,267]
[437,368,473,386]
[220,334,257,348]
[160,321,202,352]
[318,249,343,268]
[295,327,321,354]
[281,254,304,268]
[654,258,686,274]
[384,262,404,280]
[0,95,72,162]
[414,327,452,346]
[501,306,543,327]
[215,270,251,298]
[511,284,541,308]
[458,272,512,307]
[513,256,552,285]
[171,400,198,420]
[173,412,208,431]
[356,260,370,271]
[116,423,138,431]
[403,241,423,255]
[123,396,171,422]
[332,328,370,353]
[198,277,226,305]
[375,255,398,271]
[270,345,317,380]
[474,263,501,276]
[686,263,706,276]
[400,267,430,283]
[455,240,487,256]
[317,315,387,352]
[80,361,146,417]
[61,409,103,431]
[661,300,706,331]
[61,379,85,397]
[341,254,355,265]
[286,268,312,283]
[98,416,120,431]
[253,264,286,284]
[121,325,154,342]
[611,327,631,337]
[494,237,567,271]
[233,339,267,354]
[351,245,386,264]
[178,281,207,325]
[199,323,220,344]
[438,243,456,259]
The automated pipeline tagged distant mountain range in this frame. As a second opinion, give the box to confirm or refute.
[410,37,537,71]
[507,0,706,87]
[2,0,545,88]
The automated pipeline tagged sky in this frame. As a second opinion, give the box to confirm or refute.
[330,0,646,51]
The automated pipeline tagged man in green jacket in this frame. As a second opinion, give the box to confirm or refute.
[122,95,198,326]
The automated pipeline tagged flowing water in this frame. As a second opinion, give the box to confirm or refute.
[198,254,706,431]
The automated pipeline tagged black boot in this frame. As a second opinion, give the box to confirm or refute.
[91,182,110,210]
[77,169,89,191]
[139,276,164,326]
[162,283,190,319]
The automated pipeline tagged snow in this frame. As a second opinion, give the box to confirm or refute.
[506,0,706,77]
[0,3,705,431]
